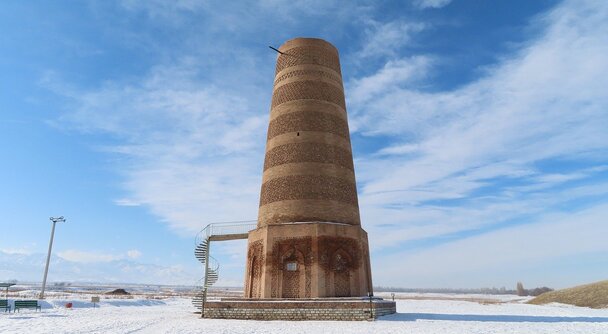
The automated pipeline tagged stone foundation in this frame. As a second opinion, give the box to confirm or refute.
[201,297,396,321]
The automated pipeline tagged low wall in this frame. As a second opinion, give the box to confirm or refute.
[201,297,396,321]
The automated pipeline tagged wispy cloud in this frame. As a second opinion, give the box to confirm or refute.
[119,0,207,19]
[46,58,266,234]
[114,198,142,207]
[126,249,142,259]
[57,250,122,263]
[0,247,35,256]
[348,0,608,255]
[349,56,432,106]
[414,0,452,9]
[38,0,608,287]
[57,249,143,263]
[357,20,427,59]
[374,203,608,288]
[1,249,196,285]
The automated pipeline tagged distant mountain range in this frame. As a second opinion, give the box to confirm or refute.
[0,250,198,286]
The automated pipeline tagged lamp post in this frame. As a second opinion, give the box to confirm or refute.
[39,216,66,299]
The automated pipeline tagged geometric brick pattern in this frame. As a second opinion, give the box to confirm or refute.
[263,142,354,172]
[259,174,359,206]
[275,46,342,74]
[267,110,350,140]
[274,69,342,86]
[259,37,360,228]
[271,80,346,109]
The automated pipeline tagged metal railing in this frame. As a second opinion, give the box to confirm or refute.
[194,220,257,317]
[194,220,257,246]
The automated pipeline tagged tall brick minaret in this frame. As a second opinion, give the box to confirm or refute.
[244,38,372,298]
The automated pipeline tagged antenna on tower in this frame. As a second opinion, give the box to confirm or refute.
[268,46,284,54]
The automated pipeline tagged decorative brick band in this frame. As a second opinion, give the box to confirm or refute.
[260,174,358,206]
[279,38,339,53]
[263,142,354,171]
[267,110,350,140]
[275,46,341,74]
[274,68,342,86]
[257,199,361,226]
[273,72,343,93]
[271,80,345,109]
[262,162,356,183]
[265,131,352,153]
[270,99,347,122]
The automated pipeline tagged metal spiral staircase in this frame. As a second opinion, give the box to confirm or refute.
[192,239,219,310]
[193,221,257,316]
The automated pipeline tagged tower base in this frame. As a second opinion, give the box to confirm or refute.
[200,297,396,321]
[244,222,373,299]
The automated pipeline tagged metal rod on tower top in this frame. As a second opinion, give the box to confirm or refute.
[268,46,284,54]
[39,216,66,299]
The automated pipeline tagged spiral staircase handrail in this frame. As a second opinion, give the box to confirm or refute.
[194,220,257,247]
[193,220,256,314]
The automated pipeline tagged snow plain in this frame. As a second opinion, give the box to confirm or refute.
[1,294,608,334]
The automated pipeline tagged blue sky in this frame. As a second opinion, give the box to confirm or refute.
[1,0,607,289]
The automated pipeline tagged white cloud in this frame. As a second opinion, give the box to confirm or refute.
[348,0,608,254]
[258,0,348,16]
[114,198,142,207]
[58,249,144,263]
[414,0,452,9]
[363,181,608,252]
[119,0,206,18]
[47,59,266,234]
[127,249,142,259]
[376,143,421,156]
[1,249,198,285]
[374,203,608,288]
[42,0,608,287]
[348,56,431,106]
[0,247,34,255]
[118,0,368,38]
[358,20,427,59]
[57,250,121,263]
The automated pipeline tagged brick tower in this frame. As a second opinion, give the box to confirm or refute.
[244,38,373,299]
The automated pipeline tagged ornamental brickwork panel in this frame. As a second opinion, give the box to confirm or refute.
[274,69,342,86]
[245,240,264,298]
[270,236,312,298]
[275,46,342,74]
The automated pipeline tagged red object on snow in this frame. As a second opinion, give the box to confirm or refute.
[65,302,73,308]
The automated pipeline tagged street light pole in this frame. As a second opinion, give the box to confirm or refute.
[39,216,66,299]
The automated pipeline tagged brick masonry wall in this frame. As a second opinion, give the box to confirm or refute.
[247,38,372,299]
[202,299,397,321]
[258,38,360,228]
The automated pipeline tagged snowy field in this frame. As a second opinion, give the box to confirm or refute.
[2,293,608,334]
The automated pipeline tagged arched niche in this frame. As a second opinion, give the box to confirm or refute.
[281,248,305,298]
[247,255,261,298]
[331,248,352,297]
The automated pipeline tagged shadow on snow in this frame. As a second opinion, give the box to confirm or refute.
[382,313,608,323]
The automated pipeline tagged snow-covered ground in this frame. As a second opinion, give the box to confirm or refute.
[1,294,608,334]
